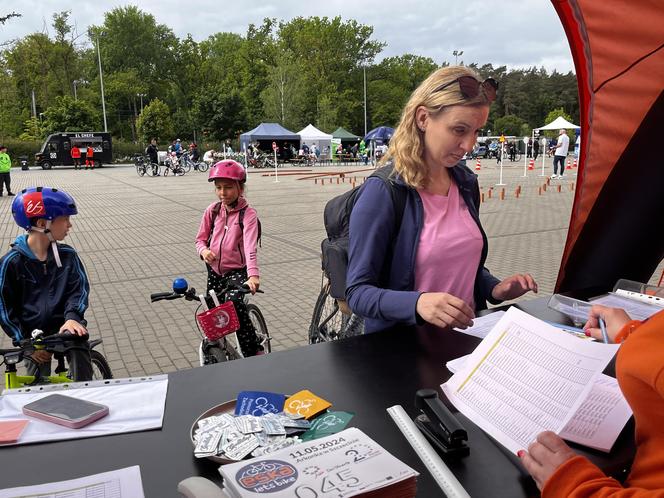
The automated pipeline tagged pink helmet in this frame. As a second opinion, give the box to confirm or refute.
[208,159,246,183]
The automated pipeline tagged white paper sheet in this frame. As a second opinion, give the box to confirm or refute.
[442,307,619,454]
[590,293,662,321]
[0,376,168,446]
[447,355,631,452]
[453,311,505,339]
[0,465,145,498]
[559,374,633,452]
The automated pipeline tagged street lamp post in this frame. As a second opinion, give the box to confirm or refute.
[95,34,108,132]
[73,79,88,101]
[363,65,367,137]
[136,93,147,114]
[453,49,464,65]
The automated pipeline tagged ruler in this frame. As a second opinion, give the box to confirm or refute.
[387,405,471,498]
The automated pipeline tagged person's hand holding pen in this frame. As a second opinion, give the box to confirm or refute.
[583,305,632,343]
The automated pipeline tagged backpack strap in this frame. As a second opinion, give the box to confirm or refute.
[370,164,407,235]
[206,202,223,247]
[238,206,262,248]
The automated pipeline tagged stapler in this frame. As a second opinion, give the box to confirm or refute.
[414,388,469,458]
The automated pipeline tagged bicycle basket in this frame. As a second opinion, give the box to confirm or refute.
[196,301,240,341]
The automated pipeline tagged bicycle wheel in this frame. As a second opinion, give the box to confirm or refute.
[247,304,271,353]
[136,163,146,176]
[163,166,170,176]
[197,161,209,172]
[175,166,186,176]
[206,346,227,364]
[90,350,113,379]
[308,287,344,344]
[181,161,192,173]
[340,313,364,339]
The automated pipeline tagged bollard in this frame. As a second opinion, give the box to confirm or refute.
[488,189,492,199]
[314,178,318,185]
[352,181,356,188]
[557,184,562,193]
[500,188,505,200]
[481,192,485,203]
[514,188,519,198]
[538,186,542,195]
[546,177,551,186]
[336,177,340,184]
[542,183,547,192]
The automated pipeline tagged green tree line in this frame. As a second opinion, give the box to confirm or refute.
[0,7,579,145]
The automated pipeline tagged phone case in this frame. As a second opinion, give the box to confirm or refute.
[22,395,109,429]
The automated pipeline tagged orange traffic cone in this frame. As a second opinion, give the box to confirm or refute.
[528,159,534,170]
[566,158,572,170]
[573,158,577,168]
[475,159,481,171]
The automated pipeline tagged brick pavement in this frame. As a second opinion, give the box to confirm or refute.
[0,158,660,383]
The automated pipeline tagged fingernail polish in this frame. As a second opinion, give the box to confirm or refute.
[517,450,525,458]
[584,330,591,337]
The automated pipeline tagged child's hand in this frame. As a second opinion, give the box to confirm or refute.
[245,276,260,295]
[518,431,577,491]
[30,350,52,364]
[201,249,217,264]
[59,320,88,337]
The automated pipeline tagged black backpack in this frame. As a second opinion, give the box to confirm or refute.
[206,203,262,248]
[321,164,407,300]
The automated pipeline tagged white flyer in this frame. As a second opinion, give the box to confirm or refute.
[219,427,418,497]
[0,465,144,498]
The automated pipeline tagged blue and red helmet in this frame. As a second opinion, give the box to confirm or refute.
[11,187,78,230]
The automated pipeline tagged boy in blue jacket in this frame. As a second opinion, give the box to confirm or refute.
[0,187,92,381]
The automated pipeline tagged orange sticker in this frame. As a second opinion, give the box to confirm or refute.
[283,390,331,420]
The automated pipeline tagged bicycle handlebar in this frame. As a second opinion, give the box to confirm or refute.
[150,283,262,303]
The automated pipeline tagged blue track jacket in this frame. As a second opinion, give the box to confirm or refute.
[346,162,501,333]
[0,235,89,343]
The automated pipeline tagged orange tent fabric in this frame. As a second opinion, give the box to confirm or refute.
[552,0,664,294]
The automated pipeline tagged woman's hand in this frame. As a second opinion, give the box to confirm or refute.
[518,431,576,491]
[491,274,538,301]
[59,319,88,337]
[201,249,217,264]
[584,305,631,343]
[245,276,260,295]
[416,293,475,329]
[30,350,53,364]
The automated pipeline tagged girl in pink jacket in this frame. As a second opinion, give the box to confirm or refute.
[195,160,263,356]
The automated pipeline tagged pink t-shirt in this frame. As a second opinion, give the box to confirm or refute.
[414,181,483,309]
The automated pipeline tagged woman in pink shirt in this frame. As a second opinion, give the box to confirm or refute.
[347,66,537,333]
[195,160,263,355]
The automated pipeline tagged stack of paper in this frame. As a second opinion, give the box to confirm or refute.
[219,427,418,497]
[442,307,622,455]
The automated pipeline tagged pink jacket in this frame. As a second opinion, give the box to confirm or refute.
[195,198,260,277]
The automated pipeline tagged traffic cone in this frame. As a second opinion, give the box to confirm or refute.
[566,158,572,170]
[573,158,577,168]
[475,159,481,171]
[528,159,534,170]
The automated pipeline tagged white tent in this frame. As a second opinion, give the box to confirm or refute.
[534,116,580,131]
[297,124,333,159]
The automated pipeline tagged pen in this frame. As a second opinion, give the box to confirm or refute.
[599,317,609,344]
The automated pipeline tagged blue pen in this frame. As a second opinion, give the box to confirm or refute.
[599,317,610,344]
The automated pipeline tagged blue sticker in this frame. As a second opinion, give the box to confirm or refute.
[235,391,286,416]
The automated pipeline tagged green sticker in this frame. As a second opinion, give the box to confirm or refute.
[301,411,354,441]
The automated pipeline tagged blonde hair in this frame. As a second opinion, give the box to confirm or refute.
[383,66,492,188]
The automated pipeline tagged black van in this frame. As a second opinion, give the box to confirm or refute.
[35,132,112,169]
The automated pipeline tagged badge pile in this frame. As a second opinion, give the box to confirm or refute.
[193,389,354,461]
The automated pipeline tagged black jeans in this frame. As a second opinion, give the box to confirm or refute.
[0,172,11,194]
[553,155,566,175]
[206,267,262,356]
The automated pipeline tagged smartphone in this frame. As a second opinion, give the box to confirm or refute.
[22,394,109,429]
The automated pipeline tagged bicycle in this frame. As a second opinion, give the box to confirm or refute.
[150,278,271,365]
[134,155,158,177]
[308,275,364,344]
[163,152,186,176]
[1,330,113,390]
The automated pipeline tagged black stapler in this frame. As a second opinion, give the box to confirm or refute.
[414,388,469,458]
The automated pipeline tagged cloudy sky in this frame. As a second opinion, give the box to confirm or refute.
[1,0,575,73]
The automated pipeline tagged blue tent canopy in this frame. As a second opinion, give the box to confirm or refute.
[240,123,300,150]
[364,126,394,144]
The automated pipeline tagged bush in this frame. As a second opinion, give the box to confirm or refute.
[112,140,146,162]
[0,140,43,167]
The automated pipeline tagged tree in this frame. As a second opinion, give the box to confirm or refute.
[493,114,526,136]
[0,12,21,26]
[42,95,100,133]
[192,88,247,142]
[260,48,307,129]
[18,117,44,141]
[136,98,173,143]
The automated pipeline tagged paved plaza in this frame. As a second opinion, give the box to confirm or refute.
[0,157,605,381]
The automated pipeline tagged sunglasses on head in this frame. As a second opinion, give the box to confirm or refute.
[434,76,498,102]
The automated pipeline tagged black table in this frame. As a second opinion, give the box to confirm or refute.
[0,298,634,497]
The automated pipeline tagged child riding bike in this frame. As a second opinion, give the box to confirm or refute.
[195,160,264,357]
[0,187,93,381]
